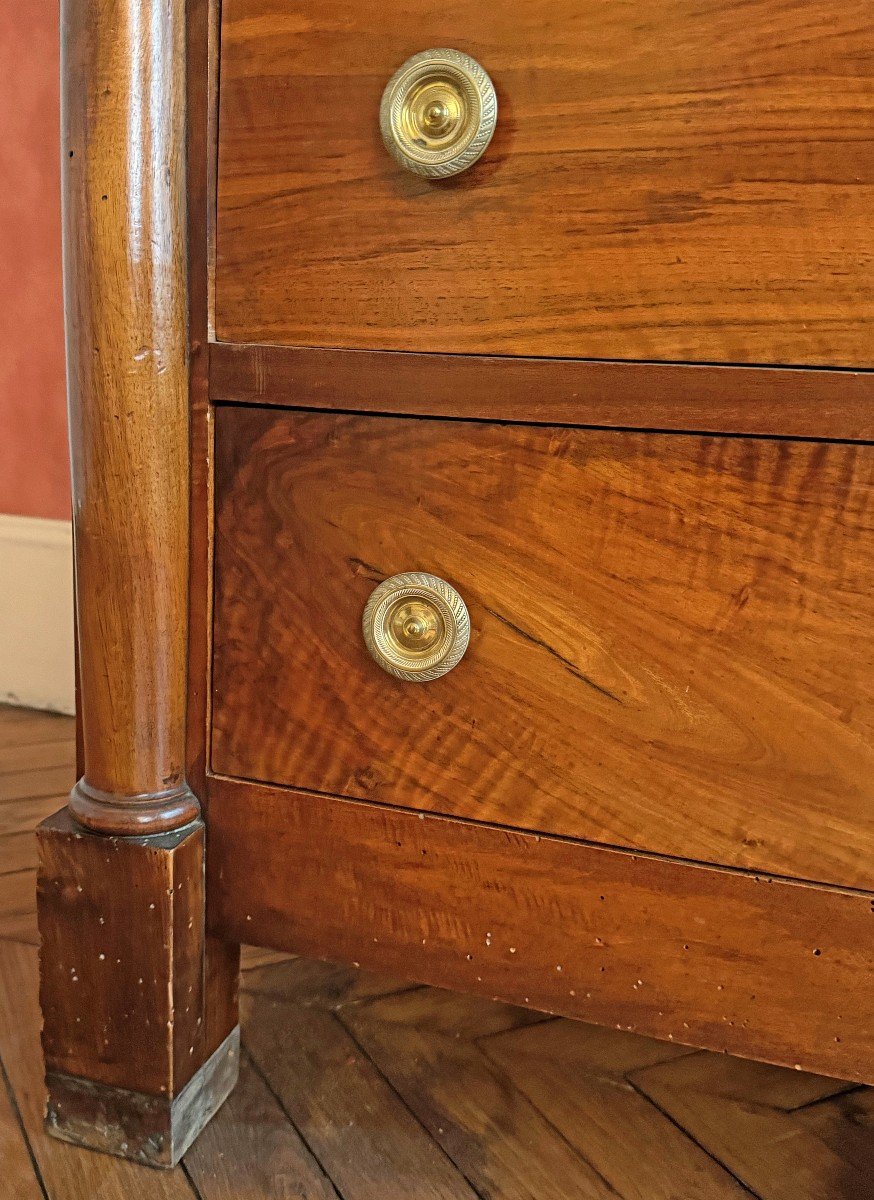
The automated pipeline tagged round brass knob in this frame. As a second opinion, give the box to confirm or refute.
[379,49,498,179]
[363,572,470,681]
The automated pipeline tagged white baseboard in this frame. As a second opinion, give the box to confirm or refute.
[0,515,75,715]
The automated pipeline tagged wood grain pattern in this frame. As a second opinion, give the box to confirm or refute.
[0,767,75,805]
[0,940,198,1199]
[240,955,415,1007]
[349,993,747,1200]
[186,0,219,802]
[212,408,874,889]
[209,342,874,443]
[0,706,74,749]
[62,0,197,833]
[36,807,241,1165]
[0,1069,43,1200]
[0,708,71,936]
[3,926,872,1197]
[2,700,873,1200]
[206,776,874,1085]
[186,0,243,1060]
[488,1021,871,1200]
[215,0,874,365]
[183,1050,339,1200]
[43,0,241,1162]
[239,986,480,1200]
[631,1051,874,1199]
[0,869,38,945]
[796,1089,874,1185]
[0,737,74,776]
[237,944,296,972]
[342,989,638,1200]
[37,810,209,1098]
[0,830,46,876]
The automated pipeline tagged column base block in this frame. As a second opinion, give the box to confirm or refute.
[45,1025,240,1168]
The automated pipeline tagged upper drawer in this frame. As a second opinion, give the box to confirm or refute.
[215,0,874,366]
[211,407,874,890]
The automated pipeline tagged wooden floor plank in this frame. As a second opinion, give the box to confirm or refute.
[0,793,66,839]
[241,954,418,1007]
[343,989,619,1200]
[0,791,63,934]
[482,1018,750,1200]
[630,1051,853,1111]
[239,945,297,973]
[631,1051,874,1200]
[0,940,196,1200]
[183,1049,340,1200]
[0,741,74,777]
[241,988,480,1200]
[0,796,66,879]
[0,869,38,945]
[0,709,74,750]
[343,986,547,1041]
[795,1089,874,1178]
[0,831,42,877]
[0,1061,44,1200]
[0,767,76,805]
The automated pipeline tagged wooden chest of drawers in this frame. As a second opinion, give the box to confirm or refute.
[39,0,873,1166]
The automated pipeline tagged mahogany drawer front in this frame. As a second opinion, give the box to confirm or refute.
[211,407,873,889]
[215,0,874,366]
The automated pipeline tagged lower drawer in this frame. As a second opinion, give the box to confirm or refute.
[211,407,873,889]
[206,774,874,1084]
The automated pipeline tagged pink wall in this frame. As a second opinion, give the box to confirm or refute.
[0,0,70,520]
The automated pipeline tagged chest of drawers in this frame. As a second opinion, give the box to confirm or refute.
[38,0,873,1166]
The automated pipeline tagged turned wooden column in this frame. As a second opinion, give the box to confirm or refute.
[62,0,197,834]
[36,0,239,1166]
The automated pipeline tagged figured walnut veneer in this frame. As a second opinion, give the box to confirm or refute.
[211,408,874,891]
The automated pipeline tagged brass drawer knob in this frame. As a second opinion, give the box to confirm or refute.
[363,572,470,681]
[379,48,498,179]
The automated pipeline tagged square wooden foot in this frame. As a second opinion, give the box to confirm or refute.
[44,1026,239,1167]
[37,809,239,1167]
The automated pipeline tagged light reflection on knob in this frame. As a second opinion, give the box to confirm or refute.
[379,48,498,179]
[362,572,470,681]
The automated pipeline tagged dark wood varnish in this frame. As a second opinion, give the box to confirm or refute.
[186,0,219,801]
[5,709,872,1189]
[43,0,240,1165]
[212,407,874,890]
[50,0,874,1160]
[63,0,196,833]
[37,810,228,1092]
[187,0,244,1054]
[216,0,874,365]
[37,809,240,1166]
[206,776,874,1085]
[210,342,874,443]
